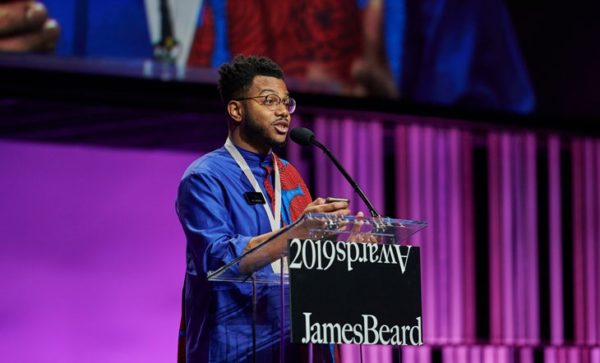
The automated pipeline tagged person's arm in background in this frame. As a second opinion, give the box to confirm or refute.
[351,0,399,98]
[0,0,59,52]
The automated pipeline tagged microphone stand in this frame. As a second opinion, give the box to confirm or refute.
[310,139,381,218]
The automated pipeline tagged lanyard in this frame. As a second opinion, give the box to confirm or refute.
[224,138,282,232]
[224,138,284,273]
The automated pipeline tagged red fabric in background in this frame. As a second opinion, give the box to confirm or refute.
[188,0,363,87]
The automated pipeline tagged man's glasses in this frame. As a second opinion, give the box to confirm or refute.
[235,94,296,114]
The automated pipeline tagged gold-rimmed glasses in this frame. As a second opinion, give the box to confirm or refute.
[235,94,296,114]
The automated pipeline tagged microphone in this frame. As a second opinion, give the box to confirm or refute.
[289,127,315,146]
[290,127,381,217]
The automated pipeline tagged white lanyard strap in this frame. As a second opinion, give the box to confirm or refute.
[224,138,281,231]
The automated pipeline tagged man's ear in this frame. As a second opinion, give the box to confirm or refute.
[227,101,243,124]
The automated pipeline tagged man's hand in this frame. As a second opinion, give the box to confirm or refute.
[240,198,350,273]
[346,211,379,243]
[0,1,60,52]
[302,197,351,216]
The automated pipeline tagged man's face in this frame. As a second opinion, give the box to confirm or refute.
[239,75,291,152]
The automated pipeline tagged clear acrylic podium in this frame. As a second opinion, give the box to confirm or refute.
[206,213,427,362]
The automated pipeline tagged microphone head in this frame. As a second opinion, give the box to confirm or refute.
[290,127,315,146]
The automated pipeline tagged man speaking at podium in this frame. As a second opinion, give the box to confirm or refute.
[176,55,349,362]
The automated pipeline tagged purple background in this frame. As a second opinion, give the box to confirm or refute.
[0,140,197,362]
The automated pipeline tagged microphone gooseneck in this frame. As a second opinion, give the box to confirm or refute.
[289,127,381,217]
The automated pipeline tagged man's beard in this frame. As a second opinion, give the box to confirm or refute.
[241,114,287,151]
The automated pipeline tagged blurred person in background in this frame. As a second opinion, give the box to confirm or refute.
[188,0,534,112]
[14,0,533,114]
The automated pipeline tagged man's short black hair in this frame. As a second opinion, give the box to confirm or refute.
[217,55,285,104]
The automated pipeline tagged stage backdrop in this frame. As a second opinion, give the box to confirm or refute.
[0,140,197,362]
